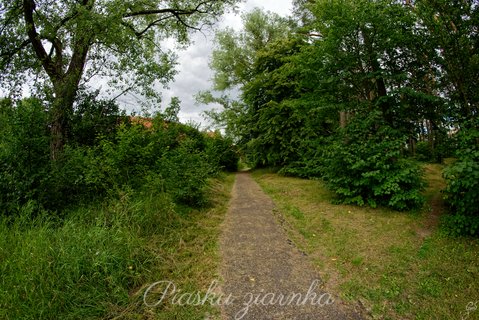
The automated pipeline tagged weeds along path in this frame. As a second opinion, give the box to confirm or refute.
[219,173,362,320]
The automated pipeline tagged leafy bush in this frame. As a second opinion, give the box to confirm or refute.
[63,119,220,208]
[156,142,213,207]
[415,141,434,162]
[0,98,50,215]
[321,112,425,211]
[442,122,479,236]
[69,90,123,146]
[0,98,237,216]
[279,138,326,178]
[441,214,479,237]
[204,133,239,172]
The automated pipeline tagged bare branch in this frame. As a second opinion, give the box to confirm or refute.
[112,86,133,101]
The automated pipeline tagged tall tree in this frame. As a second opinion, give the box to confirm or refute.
[416,0,478,124]
[0,0,238,159]
[210,8,293,91]
[204,9,295,164]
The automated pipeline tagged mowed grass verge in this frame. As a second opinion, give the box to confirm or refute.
[252,165,479,320]
[0,174,235,320]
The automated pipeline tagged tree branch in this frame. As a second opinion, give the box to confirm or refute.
[1,39,31,58]
[23,0,58,80]
[0,38,31,69]
[123,1,213,31]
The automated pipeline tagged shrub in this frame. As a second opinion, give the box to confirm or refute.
[69,90,122,146]
[415,141,434,162]
[0,98,50,216]
[156,139,214,207]
[204,133,239,172]
[279,137,326,178]
[442,122,479,236]
[321,111,425,211]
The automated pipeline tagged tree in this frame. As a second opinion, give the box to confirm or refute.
[164,96,181,123]
[204,9,296,164]
[210,8,294,90]
[0,0,238,159]
[415,0,478,124]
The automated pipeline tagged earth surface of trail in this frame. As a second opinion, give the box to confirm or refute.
[219,173,362,320]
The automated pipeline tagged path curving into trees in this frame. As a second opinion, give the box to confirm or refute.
[219,173,362,320]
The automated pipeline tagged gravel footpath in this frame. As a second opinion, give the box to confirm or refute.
[219,173,362,320]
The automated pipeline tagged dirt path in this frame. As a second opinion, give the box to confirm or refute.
[219,173,362,320]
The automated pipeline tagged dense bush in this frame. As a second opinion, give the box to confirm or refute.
[443,122,479,236]
[415,141,434,162]
[279,138,326,178]
[321,112,425,211]
[69,90,123,146]
[55,120,228,208]
[0,98,50,215]
[204,133,239,172]
[0,98,237,216]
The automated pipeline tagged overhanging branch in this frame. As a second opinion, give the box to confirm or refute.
[123,1,213,31]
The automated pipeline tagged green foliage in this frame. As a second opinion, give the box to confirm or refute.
[279,138,326,178]
[415,141,434,162]
[0,98,50,214]
[204,133,239,172]
[210,8,293,90]
[415,0,479,121]
[321,112,425,211]
[69,90,123,146]
[1,0,240,101]
[0,183,196,319]
[163,96,181,123]
[443,122,479,235]
[0,98,237,216]
[61,121,220,208]
[441,214,479,237]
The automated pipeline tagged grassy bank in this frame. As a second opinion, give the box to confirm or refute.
[252,165,479,320]
[0,174,235,320]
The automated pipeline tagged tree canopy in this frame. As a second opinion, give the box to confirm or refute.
[0,0,239,158]
[205,0,478,218]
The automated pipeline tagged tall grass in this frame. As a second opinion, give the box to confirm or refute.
[0,174,235,319]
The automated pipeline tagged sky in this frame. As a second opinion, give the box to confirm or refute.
[116,0,293,126]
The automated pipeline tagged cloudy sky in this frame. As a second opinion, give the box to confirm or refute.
[117,0,293,126]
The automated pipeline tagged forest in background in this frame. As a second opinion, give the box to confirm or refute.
[202,0,478,235]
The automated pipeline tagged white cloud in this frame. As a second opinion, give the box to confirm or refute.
[115,0,293,125]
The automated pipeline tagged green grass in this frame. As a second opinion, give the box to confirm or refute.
[0,174,235,320]
[252,165,479,320]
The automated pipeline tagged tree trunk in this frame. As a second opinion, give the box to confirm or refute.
[427,119,435,156]
[50,103,68,161]
[50,81,79,160]
[340,111,348,128]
